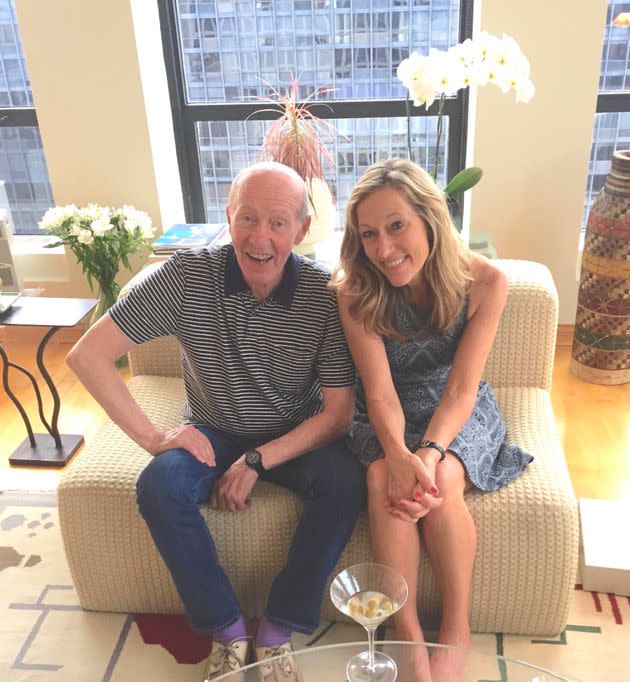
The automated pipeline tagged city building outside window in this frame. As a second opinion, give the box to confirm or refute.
[584,0,630,228]
[159,0,472,227]
[0,0,54,236]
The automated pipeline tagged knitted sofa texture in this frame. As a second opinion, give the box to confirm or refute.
[58,259,578,636]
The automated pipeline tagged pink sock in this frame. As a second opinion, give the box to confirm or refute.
[256,615,291,647]
[214,615,247,643]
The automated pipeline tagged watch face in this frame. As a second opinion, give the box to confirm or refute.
[245,450,260,466]
[245,449,263,472]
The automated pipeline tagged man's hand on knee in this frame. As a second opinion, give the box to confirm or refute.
[210,457,258,512]
[148,424,216,466]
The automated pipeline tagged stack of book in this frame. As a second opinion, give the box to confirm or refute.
[152,223,229,255]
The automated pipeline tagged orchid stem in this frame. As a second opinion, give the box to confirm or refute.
[433,93,446,182]
[406,93,412,160]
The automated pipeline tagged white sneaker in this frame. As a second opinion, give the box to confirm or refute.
[203,637,251,681]
[255,641,303,682]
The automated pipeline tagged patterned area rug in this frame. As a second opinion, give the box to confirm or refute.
[1,491,628,681]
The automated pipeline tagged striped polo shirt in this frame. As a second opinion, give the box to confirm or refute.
[109,244,355,438]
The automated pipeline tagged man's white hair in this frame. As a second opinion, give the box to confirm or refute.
[227,161,309,221]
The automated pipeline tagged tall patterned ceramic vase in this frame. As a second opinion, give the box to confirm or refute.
[570,150,630,384]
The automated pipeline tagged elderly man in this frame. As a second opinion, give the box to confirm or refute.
[66,162,365,682]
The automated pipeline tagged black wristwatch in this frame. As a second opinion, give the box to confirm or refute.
[244,448,266,475]
[417,439,446,463]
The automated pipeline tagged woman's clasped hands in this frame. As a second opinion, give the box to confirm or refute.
[386,449,443,523]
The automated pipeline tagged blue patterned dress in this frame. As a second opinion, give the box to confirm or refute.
[348,300,533,491]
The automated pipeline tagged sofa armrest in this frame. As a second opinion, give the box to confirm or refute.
[484,260,558,391]
[119,261,166,300]
[118,261,183,378]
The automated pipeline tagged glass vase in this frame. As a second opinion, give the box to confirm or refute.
[90,281,120,327]
[88,280,128,370]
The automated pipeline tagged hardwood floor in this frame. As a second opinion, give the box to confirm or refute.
[1,330,629,502]
[552,345,630,502]
[0,327,129,490]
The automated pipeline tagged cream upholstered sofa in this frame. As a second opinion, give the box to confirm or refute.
[58,258,578,636]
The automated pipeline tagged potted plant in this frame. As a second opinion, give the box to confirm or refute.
[257,76,337,257]
[40,203,155,323]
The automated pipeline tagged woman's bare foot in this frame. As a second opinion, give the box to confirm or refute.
[396,641,433,682]
[429,628,471,682]
[393,626,433,682]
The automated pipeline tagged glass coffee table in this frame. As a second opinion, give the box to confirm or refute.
[213,640,574,681]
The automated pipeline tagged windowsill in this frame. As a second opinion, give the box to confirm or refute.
[11,236,71,291]
[12,234,65,255]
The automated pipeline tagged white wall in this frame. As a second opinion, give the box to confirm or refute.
[13,0,184,296]
[472,0,608,322]
[13,0,609,321]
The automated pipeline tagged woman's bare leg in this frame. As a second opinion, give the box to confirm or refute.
[366,459,432,681]
[422,452,476,681]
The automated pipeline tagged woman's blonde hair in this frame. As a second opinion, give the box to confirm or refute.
[332,158,473,339]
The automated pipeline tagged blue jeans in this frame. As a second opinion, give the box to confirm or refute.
[136,425,366,635]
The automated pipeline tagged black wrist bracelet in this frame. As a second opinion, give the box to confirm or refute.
[416,439,446,463]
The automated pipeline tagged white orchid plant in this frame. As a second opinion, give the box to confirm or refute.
[397,31,535,197]
[41,204,155,309]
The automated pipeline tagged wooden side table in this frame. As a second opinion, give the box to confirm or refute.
[0,295,98,466]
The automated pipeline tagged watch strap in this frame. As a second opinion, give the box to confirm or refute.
[244,448,266,475]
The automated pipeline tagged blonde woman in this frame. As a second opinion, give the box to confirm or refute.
[332,158,532,681]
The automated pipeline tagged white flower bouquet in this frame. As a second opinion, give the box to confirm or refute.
[397,31,535,197]
[41,203,155,315]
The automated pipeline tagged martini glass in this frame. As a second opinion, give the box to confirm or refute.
[330,563,408,681]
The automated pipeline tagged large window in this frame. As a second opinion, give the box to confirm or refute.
[159,0,472,227]
[0,0,54,235]
[584,1,630,227]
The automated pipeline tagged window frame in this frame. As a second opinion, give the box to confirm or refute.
[596,91,630,113]
[158,0,474,225]
[584,2,630,228]
[0,101,50,236]
[0,108,37,127]
[585,92,630,227]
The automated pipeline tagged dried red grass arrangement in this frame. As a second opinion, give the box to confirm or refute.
[254,76,336,212]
